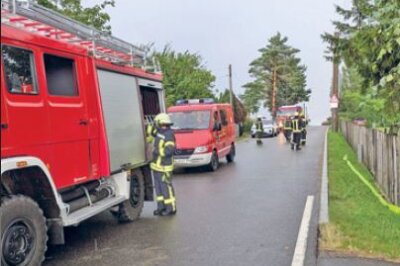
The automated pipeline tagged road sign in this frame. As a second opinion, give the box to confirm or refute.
[330,94,339,109]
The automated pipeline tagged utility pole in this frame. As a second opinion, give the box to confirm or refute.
[331,45,339,132]
[228,64,233,105]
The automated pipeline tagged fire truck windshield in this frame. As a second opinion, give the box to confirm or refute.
[169,111,211,130]
[277,109,297,116]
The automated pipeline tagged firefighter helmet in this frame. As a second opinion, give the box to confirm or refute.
[155,113,173,125]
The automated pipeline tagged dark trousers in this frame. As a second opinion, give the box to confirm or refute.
[284,130,292,141]
[153,170,176,212]
[292,132,302,149]
[301,129,307,143]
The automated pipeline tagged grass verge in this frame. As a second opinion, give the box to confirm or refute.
[320,131,400,261]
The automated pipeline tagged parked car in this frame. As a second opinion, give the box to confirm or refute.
[251,119,278,138]
[168,99,236,171]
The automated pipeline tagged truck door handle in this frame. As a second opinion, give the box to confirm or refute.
[1,123,8,129]
[79,119,88,126]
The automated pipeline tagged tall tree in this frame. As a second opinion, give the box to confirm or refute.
[242,33,310,118]
[37,0,115,33]
[322,0,400,128]
[154,46,216,107]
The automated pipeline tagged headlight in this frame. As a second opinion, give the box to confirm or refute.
[194,146,208,154]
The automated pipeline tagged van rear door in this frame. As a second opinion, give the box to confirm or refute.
[96,69,146,172]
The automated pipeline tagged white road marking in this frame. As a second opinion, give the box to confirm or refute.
[291,195,315,266]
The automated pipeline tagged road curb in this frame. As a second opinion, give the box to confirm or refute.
[319,129,329,224]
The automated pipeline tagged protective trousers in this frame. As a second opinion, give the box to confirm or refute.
[301,129,307,144]
[292,132,301,148]
[153,170,176,213]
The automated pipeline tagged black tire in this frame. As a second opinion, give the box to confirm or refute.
[115,170,145,223]
[208,151,219,171]
[226,144,235,163]
[1,195,48,266]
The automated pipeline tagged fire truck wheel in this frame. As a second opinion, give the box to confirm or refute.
[208,151,219,171]
[116,171,145,223]
[1,195,48,266]
[226,144,235,163]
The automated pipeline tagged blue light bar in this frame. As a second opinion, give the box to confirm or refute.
[175,98,215,105]
[176,99,188,105]
[200,98,215,104]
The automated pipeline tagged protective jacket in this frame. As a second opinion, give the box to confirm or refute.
[291,118,303,133]
[284,120,292,130]
[256,120,264,132]
[150,128,176,172]
[146,123,158,143]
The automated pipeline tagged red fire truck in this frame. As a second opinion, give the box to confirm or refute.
[276,105,303,131]
[1,1,165,265]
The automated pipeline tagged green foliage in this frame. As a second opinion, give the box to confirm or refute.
[37,0,115,33]
[322,0,400,126]
[154,46,216,107]
[339,66,387,126]
[242,118,253,133]
[242,33,311,116]
[217,89,247,123]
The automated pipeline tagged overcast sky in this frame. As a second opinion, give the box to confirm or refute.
[86,0,349,125]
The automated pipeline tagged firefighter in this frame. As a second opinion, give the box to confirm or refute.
[283,118,292,142]
[151,113,177,216]
[291,112,303,151]
[300,112,307,146]
[255,116,264,145]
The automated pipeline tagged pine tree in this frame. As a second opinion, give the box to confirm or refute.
[242,33,310,117]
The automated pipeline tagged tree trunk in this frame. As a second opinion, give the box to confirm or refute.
[271,69,277,119]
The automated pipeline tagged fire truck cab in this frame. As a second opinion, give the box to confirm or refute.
[276,105,303,130]
[1,1,164,265]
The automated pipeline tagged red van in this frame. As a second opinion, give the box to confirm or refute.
[168,99,236,171]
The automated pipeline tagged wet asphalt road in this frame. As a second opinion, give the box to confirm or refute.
[44,126,327,266]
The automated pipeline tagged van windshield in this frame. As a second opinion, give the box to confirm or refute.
[169,111,211,130]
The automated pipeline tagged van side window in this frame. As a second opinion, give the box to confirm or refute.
[1,45,38,94]
[213,111,219,122]
[220,109,228,126]
[44,54,78,96]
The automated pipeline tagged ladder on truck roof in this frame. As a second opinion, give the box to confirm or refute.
[1,0,145,66]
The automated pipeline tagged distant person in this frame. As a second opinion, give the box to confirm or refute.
[255,116,264,145]
[290,112,303,151]
[283,118,292,142]
[300,112,307,146]
[151,113,177,216]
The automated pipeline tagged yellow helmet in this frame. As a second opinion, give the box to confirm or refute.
[155,113,173,125]
[294,111,299,116]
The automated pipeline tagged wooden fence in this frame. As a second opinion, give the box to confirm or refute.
[340,120,400,206]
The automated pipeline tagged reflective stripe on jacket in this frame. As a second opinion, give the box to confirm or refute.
[291,119,303,133]
[150,129,176,172]
[146,124,158,143]
[256,121,264,132]
[284,120,292,130]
